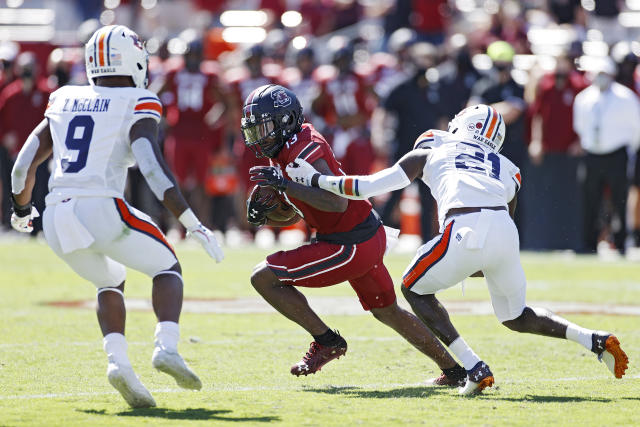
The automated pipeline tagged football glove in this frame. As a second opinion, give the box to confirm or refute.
[246,186,278,227]
[249,166,289,191]
[187,223,224,263]
[10,196,39,233]
[286,159,320,187]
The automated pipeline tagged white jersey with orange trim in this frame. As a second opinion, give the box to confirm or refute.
[44,85,162,203]
[416,129,521,230]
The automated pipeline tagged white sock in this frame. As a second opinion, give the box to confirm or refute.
[449,337,482,371]
[103,332,131,366]
[154,321,179,352]
[565,323,593,351]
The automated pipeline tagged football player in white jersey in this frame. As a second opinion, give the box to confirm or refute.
[9,25,224,408]
[287,104,628,394]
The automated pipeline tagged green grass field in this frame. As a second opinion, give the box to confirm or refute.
[1,239,639,426]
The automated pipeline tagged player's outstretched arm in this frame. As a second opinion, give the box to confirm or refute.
[129,118,224,262]
[10,119,53,232]
[285,150,429,200]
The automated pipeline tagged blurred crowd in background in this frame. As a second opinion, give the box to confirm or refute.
[1,0,640,257]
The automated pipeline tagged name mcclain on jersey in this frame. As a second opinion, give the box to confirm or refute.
[62,98,111,113]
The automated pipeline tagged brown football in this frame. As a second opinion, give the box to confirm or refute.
[250,185,297,222]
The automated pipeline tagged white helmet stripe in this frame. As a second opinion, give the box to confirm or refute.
[105,27,114,66]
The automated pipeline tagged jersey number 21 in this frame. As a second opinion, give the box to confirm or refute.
[454,141,500,179]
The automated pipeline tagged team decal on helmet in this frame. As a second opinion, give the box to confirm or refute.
[271,88,292,108]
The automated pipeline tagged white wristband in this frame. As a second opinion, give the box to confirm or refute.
[178,208,200,229]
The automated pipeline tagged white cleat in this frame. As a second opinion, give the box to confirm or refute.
[152,347,202,390]
[107,363,156,408]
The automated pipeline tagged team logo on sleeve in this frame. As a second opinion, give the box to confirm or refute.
[271,88,292,108]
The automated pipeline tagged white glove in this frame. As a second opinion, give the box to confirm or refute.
[11,206,39,233]
[286,158,320,186]
[187,223,224,263]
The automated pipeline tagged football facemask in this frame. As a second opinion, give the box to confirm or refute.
[241,116,282,158]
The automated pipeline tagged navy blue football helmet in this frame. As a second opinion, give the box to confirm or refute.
[241,84,304,158]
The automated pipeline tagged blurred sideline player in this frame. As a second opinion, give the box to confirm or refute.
[154,39,229,229]
[10,25,224,407]
[287,104,629,394]
[243,84,465,379]
[312,43,376,175]
[0,52,51,230]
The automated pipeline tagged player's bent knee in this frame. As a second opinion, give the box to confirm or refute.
[501,307,532,332]
[250,262,280,289]
[167,262,182,274]
[370,302,402,322]
[400,284,414,300]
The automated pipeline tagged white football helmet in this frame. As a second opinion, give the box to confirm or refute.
[448,104,506,152]
[85,25,148,88]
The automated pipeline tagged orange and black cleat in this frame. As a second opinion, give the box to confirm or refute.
[593,333,629,379]
[458,361,494,395]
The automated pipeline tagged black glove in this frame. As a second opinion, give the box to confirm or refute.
[249,166,289,191]
[11,194,32,217]
[246,186,278,227]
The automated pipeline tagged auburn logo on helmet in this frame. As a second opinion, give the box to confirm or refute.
[271,89,291,108]
[129,34,143,50]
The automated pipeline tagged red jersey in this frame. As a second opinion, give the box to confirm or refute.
[531,71,587,152]
[162,60,223,144]
[272,123,372,234]
[314,66,375,128]
[0,79,49,156]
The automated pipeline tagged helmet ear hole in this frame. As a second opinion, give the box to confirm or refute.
[137,63,143,70]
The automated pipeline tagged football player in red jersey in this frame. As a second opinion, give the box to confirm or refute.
[312,44,376,174]
[243,84,465,380]
[155,40,229,228]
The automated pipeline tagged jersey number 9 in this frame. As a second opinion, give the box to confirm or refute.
[63,115,95,173]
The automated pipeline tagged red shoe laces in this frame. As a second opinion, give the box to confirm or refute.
[302,342,320,363]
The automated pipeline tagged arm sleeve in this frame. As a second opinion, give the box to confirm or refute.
[11,132,40,194]
[131,137,174,200]
[317,163,411,200]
